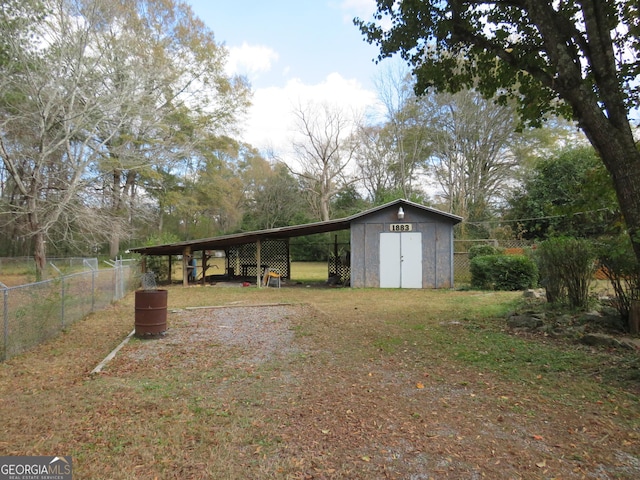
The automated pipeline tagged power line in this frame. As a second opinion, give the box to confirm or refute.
[462,208,614,226]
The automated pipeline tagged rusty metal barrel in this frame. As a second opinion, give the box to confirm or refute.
[135,289,168,337]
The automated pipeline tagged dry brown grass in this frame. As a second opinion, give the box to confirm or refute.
[1,285,639,479]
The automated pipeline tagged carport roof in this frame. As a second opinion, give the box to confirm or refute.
[128,199,462,256]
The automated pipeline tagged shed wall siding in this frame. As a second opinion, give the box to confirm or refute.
[363,223,384,287]
[350,223,365,287]
[420,223,437,288]
[350,204,455,289]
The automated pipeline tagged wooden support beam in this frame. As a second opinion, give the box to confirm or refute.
[182,247,191,287]
[256,239,262,288]
[201,250,207,286]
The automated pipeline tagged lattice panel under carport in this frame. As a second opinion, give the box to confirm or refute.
[227,239,290,279]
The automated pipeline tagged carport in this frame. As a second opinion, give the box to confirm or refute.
[128,217,353,287]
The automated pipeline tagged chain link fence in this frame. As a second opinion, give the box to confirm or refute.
[0,259,139,361]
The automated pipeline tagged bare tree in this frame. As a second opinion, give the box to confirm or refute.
[290,101,359,222]
[0,0,250,274]
[88,0,250,256]
[353,124,397,203]
[425,89,520,234]
[373,63,431,198]
[0,0,126,277]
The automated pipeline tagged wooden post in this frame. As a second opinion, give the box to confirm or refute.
[333,234,339,277]
[630,300,640,335]
[256,239,262,288]
[168,255,172,284]
[286,238,291,279]
[201,250,207,286]
[182,247,190,287]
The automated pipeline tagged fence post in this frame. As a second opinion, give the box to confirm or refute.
[0,282,8,362]
[50,263,65,328]
[116,257,122,300]
[83,259,97,312]
[104,260,117,302]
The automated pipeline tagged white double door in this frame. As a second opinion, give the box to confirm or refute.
[379,232,423,288]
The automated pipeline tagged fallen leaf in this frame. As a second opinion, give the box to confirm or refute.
[321,429,330,434]
[533,435,544,441]
[416,382,425,389]
[361,456,370,462]
[536,459,547,468]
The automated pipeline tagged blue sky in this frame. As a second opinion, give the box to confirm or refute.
[186,0,392,157]
[188,0,382,89]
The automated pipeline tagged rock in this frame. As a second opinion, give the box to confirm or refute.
[580,333,634,350]
[507,314,544,330]
[619,338,640,351]
[548,328,577,340]
[581,311,602,322]
[600,305,620,318]
[523,289,544,299]
[522,289,547,300]
[579,311,625,331]
[554,314,574,327]
[530,312,546,320]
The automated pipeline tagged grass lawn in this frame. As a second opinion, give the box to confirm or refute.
[168,260,329,284]
[0,284,638,479]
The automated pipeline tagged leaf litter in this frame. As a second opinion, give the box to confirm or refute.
[0,298,639,479]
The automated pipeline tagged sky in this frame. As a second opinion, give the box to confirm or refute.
[186,0,392,159]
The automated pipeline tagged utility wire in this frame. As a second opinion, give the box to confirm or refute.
[462,208,614,226]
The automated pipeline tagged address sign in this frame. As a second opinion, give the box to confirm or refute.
[389,223,413,232]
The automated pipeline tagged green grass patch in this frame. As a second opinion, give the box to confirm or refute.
[372,336,404,353]
[290,261,327,283]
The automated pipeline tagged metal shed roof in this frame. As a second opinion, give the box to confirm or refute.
[128,199,462,256]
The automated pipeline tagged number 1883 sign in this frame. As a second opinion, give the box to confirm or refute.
[389,223,413,232]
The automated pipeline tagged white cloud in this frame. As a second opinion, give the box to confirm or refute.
[338,0,392,32]
[226,42,278,78]
[338,0,376,23]
[239,72,382,165]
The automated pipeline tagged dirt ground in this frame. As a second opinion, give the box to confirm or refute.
[1,289,639,479]
[105,303,639,479]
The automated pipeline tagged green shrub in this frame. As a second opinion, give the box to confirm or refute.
[536,237,596,309]
[468,244,501,259]
[535,240,566,303]
[469,255,494,289]
[470,254,538,291]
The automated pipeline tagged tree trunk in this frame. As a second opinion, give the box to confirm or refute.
[110,235,120,259]
[33,231,47,281]
[574,110,640,265]
[603,146,640,265]
[629,300,640,335]
[320,193,331,222]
